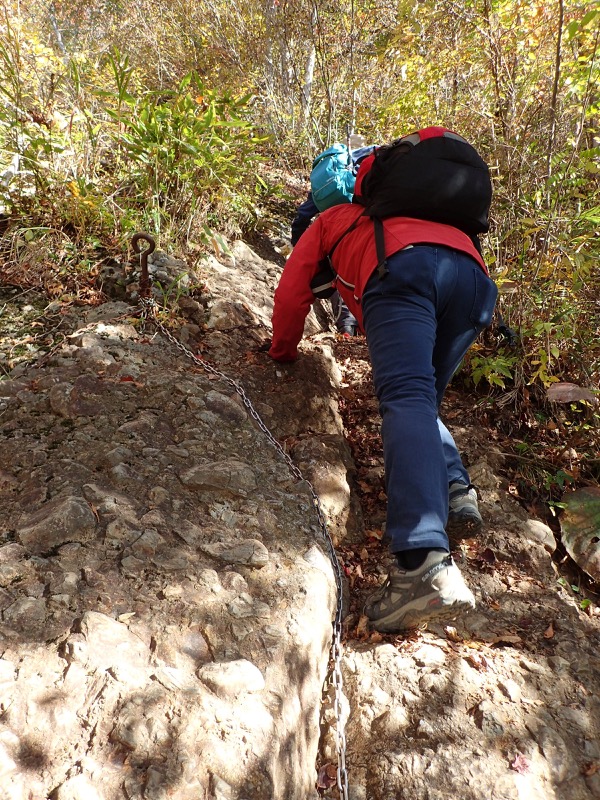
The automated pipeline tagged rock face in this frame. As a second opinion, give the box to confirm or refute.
[0,240,599,800]
[0,246,348,800]
[561,487,600,581]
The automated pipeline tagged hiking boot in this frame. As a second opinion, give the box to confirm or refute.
[447,482,482,537]
[364,551,475,633]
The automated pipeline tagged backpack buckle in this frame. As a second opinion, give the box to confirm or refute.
[377,259,389,280]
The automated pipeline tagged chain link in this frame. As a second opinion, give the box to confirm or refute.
[138,297,349,799]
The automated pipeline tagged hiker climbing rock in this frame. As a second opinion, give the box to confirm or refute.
[269,127,498,633]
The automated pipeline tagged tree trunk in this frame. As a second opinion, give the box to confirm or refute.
[301,41,316,125]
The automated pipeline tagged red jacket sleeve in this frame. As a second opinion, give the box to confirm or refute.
[269,218,325,361]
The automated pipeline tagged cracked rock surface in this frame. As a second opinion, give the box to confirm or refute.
[0,239,599,800]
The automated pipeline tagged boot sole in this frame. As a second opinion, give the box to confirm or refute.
[446,514,482,539]
[369,597,475,634]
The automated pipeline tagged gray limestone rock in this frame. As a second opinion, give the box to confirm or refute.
[205,539,269,567]
[17,496,98,554]
[204,390,248,423]
[179,459,257,495]
[197,659,265,696]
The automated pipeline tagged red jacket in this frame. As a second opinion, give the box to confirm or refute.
[269,203,488,362]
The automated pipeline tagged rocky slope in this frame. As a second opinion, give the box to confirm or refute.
[0,238,599,800]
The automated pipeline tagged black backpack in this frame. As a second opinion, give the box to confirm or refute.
[356,128,491,234]
[310,127,492,296]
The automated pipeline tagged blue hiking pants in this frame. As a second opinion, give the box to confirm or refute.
[361,245,498,554]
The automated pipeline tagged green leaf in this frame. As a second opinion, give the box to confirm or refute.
[581,10,599,27]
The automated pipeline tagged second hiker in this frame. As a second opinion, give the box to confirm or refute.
[290,134,375,337]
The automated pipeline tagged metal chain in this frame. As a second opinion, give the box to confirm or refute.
[138,296,349,799]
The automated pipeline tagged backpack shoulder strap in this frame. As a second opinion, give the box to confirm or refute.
[373,217,389,279]
[325,211,389,282]
[325,213,364,271]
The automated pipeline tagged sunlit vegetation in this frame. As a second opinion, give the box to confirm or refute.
[0,0,598,488]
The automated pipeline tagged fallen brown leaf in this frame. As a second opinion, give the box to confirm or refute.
[547,382,598,404]
[479,547,497,564]
[316,763,337,790]
[465,652,490,671]
[355,614,370,638]
[543,622,555,639]
[444,625,463,642]
[119,375,144,387]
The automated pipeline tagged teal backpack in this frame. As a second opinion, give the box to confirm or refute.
[310,144,356,212]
